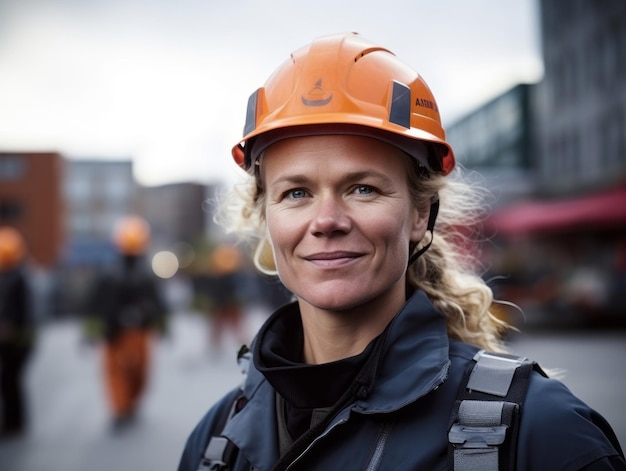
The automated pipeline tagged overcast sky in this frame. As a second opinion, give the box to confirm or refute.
[0,0,543,187]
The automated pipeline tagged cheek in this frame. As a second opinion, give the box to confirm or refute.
[265,221,300,287]
[265,210,299,260]
[380,203,419,238]
[365,212,413,253]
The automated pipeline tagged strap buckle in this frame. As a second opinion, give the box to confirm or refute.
[449,424,507,470]
[198,458,228,471]
[197,437,231,471]
[448,423,508,448]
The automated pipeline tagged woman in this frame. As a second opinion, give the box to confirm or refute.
[178,33,624,470]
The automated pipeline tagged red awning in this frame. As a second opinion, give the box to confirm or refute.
[486,186,626,236]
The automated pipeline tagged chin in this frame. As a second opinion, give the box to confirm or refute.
[296,288,378,313]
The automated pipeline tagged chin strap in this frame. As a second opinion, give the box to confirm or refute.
[408,197,439,267]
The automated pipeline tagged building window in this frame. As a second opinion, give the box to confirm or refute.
[0,155,27,181]
[601,107,626,171]
[603,23,620,89]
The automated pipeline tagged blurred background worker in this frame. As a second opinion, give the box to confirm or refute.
[190,243,248,356]
[205,244,247,355]
[85,215,167,431]
[0,227,35,439]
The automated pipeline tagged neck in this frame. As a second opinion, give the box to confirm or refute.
[298,293,405,364]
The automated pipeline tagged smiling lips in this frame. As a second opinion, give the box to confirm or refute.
[303,251,364,268]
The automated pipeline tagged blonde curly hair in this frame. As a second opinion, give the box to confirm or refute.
[213,156,510,352]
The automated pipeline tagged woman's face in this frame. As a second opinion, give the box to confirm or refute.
[262,134,429,313]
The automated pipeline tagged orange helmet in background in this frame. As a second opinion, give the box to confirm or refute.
[210,244,242,275]
[113,215,151,256]
[0,226,26,271]
[232,32,455,176]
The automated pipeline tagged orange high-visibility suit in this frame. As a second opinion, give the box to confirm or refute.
[89,254,166,428]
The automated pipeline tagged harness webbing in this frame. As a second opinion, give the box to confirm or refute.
[448,350,540,471]
[199,348,542,471]
[197,346,250,471]
[197,398,242,471]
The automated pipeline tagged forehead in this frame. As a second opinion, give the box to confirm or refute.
[261,134,411,177]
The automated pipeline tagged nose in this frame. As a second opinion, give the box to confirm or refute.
[309,193,352,237]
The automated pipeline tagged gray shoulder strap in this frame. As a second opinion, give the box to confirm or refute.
[448,350,533,471]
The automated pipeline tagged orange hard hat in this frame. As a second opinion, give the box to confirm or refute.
[112,215,151,255]
[232,32,455,176]
[0,226,26,271]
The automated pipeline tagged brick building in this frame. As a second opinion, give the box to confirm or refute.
[0,151,64,268]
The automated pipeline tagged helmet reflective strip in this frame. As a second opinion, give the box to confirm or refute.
[388,81,411,128]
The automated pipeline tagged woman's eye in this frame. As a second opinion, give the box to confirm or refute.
[354,185,374,196]
[287,188,307,199]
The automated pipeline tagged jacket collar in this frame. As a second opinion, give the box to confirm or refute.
[225,290,450,469]
[243,289,449,413]
[357,290,450,412]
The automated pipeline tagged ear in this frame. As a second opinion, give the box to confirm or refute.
[409,205,430,244]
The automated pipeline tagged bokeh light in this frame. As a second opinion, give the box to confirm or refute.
[152,250,179,279]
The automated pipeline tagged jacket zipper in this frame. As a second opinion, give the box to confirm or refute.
[284,417,394,471]
[366,421,394,471]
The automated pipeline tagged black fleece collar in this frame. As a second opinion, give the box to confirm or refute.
[253,302,381,409]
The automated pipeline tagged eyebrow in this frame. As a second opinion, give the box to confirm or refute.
[268,170,396,188]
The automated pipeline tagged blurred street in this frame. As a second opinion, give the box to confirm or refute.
[0,309,624,471]
[508,328,626,449]
[0,309,262,471]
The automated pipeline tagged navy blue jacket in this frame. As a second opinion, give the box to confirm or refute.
[178,291,624,470]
